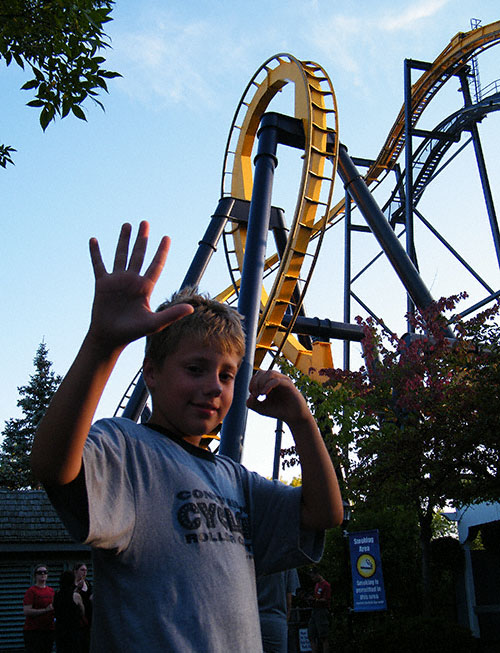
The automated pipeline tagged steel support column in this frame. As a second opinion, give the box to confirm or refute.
[182,198,232,288]
[219,114,281,461]
[404,59,416,329]
[272,419,284,480]
[459,70,500,269]
[343,188,352,370]
[338,144,437,315]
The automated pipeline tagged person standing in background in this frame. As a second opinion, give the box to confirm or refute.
[22,564,55,653]
[74,562,92,651]
[53,570,85,653]
[307,570,331,653]
[257,569,301,652]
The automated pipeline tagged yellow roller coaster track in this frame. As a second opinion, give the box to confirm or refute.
[215,21,500,381]
[216,53,339,374]
[325,19,500,231]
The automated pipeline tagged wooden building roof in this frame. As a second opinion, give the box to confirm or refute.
[0,489,86,552]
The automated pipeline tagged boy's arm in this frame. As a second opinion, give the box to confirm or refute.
[31,222,193,486]
[247,370,343,531]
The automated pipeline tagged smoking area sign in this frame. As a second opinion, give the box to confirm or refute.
[349,529,387,612]
[298,628,312,652]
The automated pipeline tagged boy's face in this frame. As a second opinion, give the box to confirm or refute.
[143,336,240,446]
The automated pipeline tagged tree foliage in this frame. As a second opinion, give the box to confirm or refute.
[281,294,500,613]
[345,295,499,510]
[0,341,61,489]
[0,0,120,166]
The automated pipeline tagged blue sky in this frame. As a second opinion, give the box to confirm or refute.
[1,0,499,478]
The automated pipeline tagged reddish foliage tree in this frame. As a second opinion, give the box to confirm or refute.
[281,294,500,611]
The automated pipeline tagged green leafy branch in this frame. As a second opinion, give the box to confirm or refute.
[0,1,120,163]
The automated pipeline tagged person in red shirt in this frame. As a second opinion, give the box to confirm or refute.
[23,564,55,653]
[308,570,331,653]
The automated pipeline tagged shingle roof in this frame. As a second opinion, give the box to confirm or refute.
[0,489,73,543]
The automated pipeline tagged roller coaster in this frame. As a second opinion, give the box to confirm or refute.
[117,19,500,463]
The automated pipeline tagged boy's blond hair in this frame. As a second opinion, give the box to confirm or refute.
[145,288,245,366]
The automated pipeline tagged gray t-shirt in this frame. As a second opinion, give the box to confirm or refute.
[48,418,324,652]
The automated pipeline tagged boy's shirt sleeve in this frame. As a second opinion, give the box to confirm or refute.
[81,420,136,551]
[46,419,136,553]
[241,467,325,576]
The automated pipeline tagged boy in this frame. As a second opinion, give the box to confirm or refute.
[31,222,343,652]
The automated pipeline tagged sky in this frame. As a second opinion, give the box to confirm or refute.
[1,0,499,480]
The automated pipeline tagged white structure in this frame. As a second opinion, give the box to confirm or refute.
[445,502,500,638]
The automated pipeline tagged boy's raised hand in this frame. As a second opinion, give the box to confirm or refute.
[246,369,312,427]
[88,221,193,351]
[31,221,195,486]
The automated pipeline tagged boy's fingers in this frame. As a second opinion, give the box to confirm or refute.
[249,370,281,398]
[89,238,107,278]
[250,379,279,399]
[113,223,132,272]
[153,303,194,331]
[246,394,274,416]
[144,236,171,284]
[128,221,149,273]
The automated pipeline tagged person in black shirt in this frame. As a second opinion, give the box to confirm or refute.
[53,571,85,653]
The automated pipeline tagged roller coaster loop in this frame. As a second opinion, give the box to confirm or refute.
[117,20,500,460]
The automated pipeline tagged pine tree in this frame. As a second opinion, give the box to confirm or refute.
[0,342,61,489]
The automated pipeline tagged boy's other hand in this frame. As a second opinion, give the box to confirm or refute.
[88,221,193,351]
[246,369,312,427]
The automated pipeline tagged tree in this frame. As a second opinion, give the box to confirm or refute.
[0,341,61,488]
[0,0,120,167]
[281,294,500,614]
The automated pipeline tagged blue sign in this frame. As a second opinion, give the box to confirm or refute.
[349,529,387,612]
